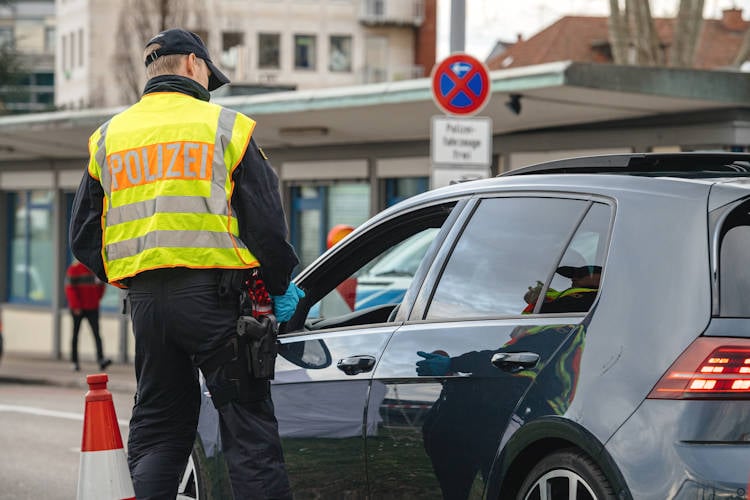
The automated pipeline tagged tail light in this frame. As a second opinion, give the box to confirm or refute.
[648,337,750,400]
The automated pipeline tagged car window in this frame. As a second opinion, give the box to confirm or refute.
[310,228,440,321]
[719,199,750,317]
[425,197,591,319]
[293,201,459,332]
[540,202,611,314]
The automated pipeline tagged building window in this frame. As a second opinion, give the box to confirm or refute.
[45,26,55,52]
[0,27,13,48]
[294,34,316,70]
[1,69,56,112]
[78,28,83,68]
[258,33,280,69]
[329,35,352,72]
[221,31,244,69]
[70,30,76,68]
[62,33,68,73]
[37,92,54,105]
[363,0,385,16]
[37,72,54,86]
[8,191,55,304]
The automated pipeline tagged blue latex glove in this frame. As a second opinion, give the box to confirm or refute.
[416,351,451,376]
[271,283,305,322]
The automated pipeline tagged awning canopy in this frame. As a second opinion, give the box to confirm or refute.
[1,61,749,166]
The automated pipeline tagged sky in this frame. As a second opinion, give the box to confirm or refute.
[437,0,750,60]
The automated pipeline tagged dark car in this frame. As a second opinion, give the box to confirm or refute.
[179,153,750,500]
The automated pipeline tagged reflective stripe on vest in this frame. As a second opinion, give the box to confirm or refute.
[87,92,259,284]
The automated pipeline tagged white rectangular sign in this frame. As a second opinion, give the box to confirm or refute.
[431,116,493,167]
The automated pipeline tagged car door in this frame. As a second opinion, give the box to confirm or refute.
[273,199,465,498]
[367,195,612,499]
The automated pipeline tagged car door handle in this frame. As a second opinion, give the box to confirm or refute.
[337,355,376,375]
[491,352,540,372]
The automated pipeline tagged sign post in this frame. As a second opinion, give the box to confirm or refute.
[430,53,493,187]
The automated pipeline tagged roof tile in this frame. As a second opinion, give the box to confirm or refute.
[486,14,750,70]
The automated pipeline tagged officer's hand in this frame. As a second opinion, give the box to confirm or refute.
[271,283,305,323]
[416,350,451,376]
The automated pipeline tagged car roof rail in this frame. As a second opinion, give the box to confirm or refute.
[501,152,750,178]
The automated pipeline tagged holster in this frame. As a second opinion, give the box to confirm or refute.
[237,314,278,380]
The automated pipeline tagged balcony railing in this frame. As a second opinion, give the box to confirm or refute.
[359,0,424,27]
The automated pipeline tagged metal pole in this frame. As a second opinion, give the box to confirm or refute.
[450,0,466,53]
[52,183,64,360]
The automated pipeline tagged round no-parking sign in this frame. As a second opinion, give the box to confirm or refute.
[431,53,491,116]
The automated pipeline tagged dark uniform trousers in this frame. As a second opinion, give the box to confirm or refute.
[126,268,292,499]
[70,308,105,365]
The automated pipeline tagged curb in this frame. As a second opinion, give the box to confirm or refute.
[0,373,135,394]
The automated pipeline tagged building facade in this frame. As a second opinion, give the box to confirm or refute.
[0,0,55,114]
[55,0,436,109]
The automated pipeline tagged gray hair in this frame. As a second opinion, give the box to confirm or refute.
[143,43,186,79]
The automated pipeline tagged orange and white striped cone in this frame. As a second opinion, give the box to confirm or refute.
[77,373,135,500]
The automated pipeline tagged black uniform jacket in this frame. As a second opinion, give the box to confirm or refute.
[69,75,299,296]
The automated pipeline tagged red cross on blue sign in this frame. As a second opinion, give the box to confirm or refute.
[431,53,491,116]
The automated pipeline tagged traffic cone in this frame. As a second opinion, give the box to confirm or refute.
[77,373,135,500]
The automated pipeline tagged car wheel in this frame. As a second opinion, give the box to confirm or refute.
[517,448,615,500]
[177,446,207,500]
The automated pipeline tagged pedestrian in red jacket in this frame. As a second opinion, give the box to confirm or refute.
[64,259,111,371]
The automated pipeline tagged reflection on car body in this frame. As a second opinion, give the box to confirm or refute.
[183,153,750,500]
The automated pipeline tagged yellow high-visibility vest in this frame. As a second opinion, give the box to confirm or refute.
[87,91,260,285]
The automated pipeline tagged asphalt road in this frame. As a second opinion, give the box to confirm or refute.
[0,382,133,500]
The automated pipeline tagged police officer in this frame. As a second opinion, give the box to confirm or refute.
[70,28,303,499]
[539,265,601,313]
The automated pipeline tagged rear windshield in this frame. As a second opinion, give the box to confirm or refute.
[718,199,750,316]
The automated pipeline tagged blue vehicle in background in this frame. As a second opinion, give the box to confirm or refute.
[308,228,439,319]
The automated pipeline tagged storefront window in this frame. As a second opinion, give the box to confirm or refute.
[290,182,370,269]
[385,177,429,206]
[8,191,54,303]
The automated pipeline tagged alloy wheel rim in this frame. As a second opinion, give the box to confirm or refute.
[523,468,597,500]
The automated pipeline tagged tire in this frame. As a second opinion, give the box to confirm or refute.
[517,448,616,500]
[177,445,208,500]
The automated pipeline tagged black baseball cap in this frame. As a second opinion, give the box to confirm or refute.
[144,28,230,91]
[556,265,602,279]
